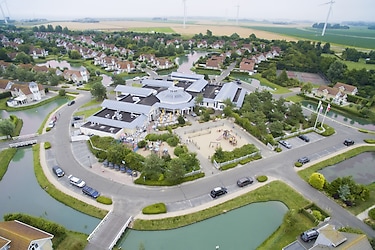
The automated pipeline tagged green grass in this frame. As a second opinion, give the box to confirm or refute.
[0,148,17,181]
[54,231,88,250]
[298,145,375,215]
[127,27,175,33]
[80,99,102,109]
[285,95,305,103]
[73,107,102,118]
[133,180,315,249]
[245,26,375,50]
[322,54,375,71]
[250,74,291,94]
[33,144,108,219]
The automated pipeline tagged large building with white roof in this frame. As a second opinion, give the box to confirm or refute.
[80,72,248,139]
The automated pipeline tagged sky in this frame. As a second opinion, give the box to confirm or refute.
[3,0,374,23]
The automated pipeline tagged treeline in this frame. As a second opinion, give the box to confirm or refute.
[312,23,350,30]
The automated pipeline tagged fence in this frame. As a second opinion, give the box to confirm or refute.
[213,151,260,169]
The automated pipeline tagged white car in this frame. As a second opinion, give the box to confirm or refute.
[47,121,55,128]
[68,175,86,188]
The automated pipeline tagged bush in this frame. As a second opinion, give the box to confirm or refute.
[294,162,303,167]
[96,196,112,205]
[321,124,335,136]
[369,208,375,220]
[309,173,325,190]
[44,142,51,149]
[364,139,375,144]
[142,203,167,214]
[137,140,147,148]
[312,210,323,221]
[46,127,51,132]
[275,147,282,153]
[257,175,268,182]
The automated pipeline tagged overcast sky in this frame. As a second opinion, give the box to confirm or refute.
[3,0,374,23]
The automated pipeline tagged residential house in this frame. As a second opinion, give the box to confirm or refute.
[29,47,48,59]
[333,82,358,96]
[206,55,224,70]
[0,80,45,107]
[63,67,89,83]
[315,85,345,104]
[154,58,172,70]
[239,58,256,75]
[116,61,135,73]
[0,220,54,250]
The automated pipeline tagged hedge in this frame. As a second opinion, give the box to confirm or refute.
[142,203,167,214]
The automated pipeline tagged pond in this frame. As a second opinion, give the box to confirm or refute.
[0,98,68,135]
[301,100,375,131]
[175,51,207,74]
[37,60,82,70]
[0,148,100,234]
[117,201,288,250]
[319,152,375,185]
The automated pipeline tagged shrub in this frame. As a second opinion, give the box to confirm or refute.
[96,196,112,205]
[369,208,375,220]
[309,173,326,190]
[294,162,303,167]
[137,140,147,148]
[321,124,335,136]
[46,127,51,132]
[174,145,188,157]
[44,142,51,149]
[312,210,323,221]
[364,139,375,144]
[257,175,268,182]
[275,147,282,153]
[142,203,167,214]
[166,136,179,147]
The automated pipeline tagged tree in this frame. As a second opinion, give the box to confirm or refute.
[309,173,326,190]
[301,82,313,94]
[58,89,66,96]
[326,60,347,82]
[91,82,107,101]
[194,94,203,111]
[112,75,125,86]
[206,30,212,37]
[0,119,15,138]
[15,52,33,64]
[69,50,81,59]
[142,154,165,181]
[268,121,284,137]
[165,158,186,183]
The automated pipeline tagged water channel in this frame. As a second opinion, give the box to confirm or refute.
[319,152,375,185]
[175,51,207,74]
[301,100,375,131]
[118,201,288,250]
[0,148,100,234]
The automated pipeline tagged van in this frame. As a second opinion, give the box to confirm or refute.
[300,229,319,242]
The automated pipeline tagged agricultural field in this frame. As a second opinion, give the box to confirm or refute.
[322,54,375,71]
[246,25,375,50]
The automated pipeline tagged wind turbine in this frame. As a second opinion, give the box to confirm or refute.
[0,0,9,24]
[321,0,335,36]
[235,4,240,26]
[182,0,187,29]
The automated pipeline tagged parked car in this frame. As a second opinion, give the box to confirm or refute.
[67,100,75,106]
[300,228,319,242]
[82,186,100,199]
[297,157,310,164]
[298,134,310,142]
[279,140,292,149]
[52,166,65,178]
[343,139,354,146]
[210,187,227,198]
[68,175,86,188]
[47,121,55,128]
[191,112,197,117]
[237,177,254,187]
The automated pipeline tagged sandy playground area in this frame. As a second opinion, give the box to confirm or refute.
[182,123,248,158]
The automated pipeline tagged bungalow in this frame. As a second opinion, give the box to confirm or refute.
[0,220,54,250]
[206,55,224,70]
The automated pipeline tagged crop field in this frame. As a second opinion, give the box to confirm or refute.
[245,26,375,50]
[127,27,175,33]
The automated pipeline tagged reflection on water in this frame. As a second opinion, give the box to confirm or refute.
[319,152,375,185]
[118,201,287,250]
[301,100,375,130]
[176,51,207,74]
[0,98,68,135]
[0,148,100,234]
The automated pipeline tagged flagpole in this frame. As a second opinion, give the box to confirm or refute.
[313,101,322,130]
[321,104,330,128]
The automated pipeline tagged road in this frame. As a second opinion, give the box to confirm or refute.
[1,86,374,249]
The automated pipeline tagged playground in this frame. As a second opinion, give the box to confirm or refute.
[182,123,249,157]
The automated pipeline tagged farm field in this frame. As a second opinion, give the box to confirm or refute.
[322,54,375,71]
[246,25,375,50]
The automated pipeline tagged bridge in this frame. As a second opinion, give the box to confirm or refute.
[9,139,37,148]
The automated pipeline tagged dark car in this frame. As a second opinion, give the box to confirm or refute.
[237,177,254,187]
[298,134,310,142]
[298,157,310,164]
[52,166,65,177]
[67,100,75,106]
[343,139,354,146]
[82,186,100,199]
[210,187,227,198]
[300,228,319,242]
[279,140,292,149]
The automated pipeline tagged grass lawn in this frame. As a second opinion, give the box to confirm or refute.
[0,148,17,181]
[251,74,291,94]
[133,180,315,249]
[54,231,88,250]
[80,99,102,109]
[322,54,375,71]
[73,107,102,118]
[286,95,305,103]
[298,145,375,215]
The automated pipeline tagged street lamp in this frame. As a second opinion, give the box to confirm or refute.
[88,155,92,168]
